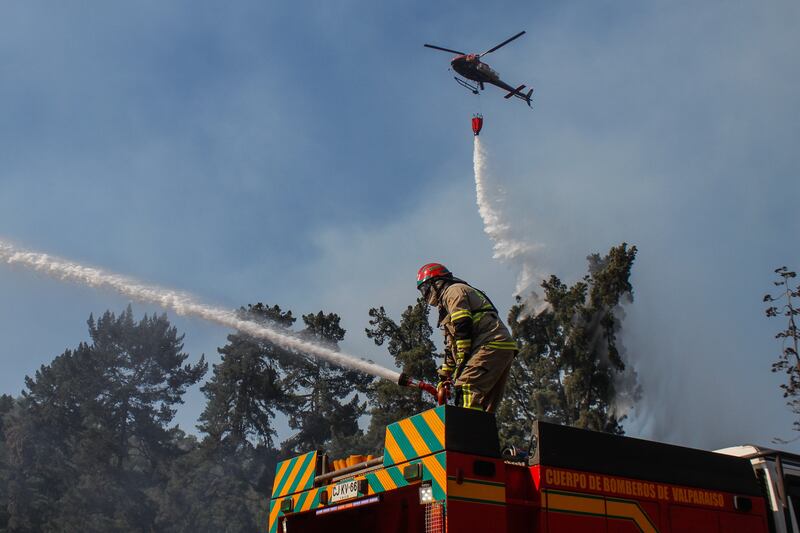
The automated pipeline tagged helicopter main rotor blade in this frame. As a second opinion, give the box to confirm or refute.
[424,44,466,55]
[478,30,526,57]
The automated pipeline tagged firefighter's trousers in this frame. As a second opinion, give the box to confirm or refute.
[454,346,515,413]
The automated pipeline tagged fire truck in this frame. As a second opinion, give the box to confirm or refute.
[268,404,800,532]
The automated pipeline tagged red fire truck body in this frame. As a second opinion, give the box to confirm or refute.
[268,406,774,532]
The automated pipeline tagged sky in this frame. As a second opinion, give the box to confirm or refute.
[1,0,799,452]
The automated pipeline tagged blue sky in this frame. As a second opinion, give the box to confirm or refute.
[1,0,799,451]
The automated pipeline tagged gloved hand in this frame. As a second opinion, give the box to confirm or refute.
[436,378,453,399]
[437,363,454,401]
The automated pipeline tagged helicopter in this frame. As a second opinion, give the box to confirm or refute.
[424,31,533,107]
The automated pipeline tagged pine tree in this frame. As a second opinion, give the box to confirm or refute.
[196,303,296,530]
[497,243,640,448]
[362,299,440,453]
[3,306,206,531]
[279,311,373,458]
[198,303,372,501]
[86,307,207,469]
[199,303,294,449]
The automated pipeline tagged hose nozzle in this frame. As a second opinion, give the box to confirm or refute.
[397,372,412,388]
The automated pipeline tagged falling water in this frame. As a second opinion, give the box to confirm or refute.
[0,239,401,383]
[473,136,542,299]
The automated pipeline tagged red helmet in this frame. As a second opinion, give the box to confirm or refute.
[417,263,452,287]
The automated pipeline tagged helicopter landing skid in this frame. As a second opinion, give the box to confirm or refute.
[454,77,480,95]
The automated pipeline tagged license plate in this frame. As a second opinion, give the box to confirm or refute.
[330,480,360,503]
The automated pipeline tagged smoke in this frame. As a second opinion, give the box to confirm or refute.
[472,138,638,421]
[589,301,642,422]
[0,239,401,383]
[473,136,546,311]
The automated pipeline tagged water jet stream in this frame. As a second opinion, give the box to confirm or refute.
[0,239,401,383]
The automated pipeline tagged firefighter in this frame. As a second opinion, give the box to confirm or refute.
[416,263,517,413]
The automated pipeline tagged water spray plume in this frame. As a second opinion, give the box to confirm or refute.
[0,239,401,383]
[473,136,543,300]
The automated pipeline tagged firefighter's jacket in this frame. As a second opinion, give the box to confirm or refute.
[437,282,517,378]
